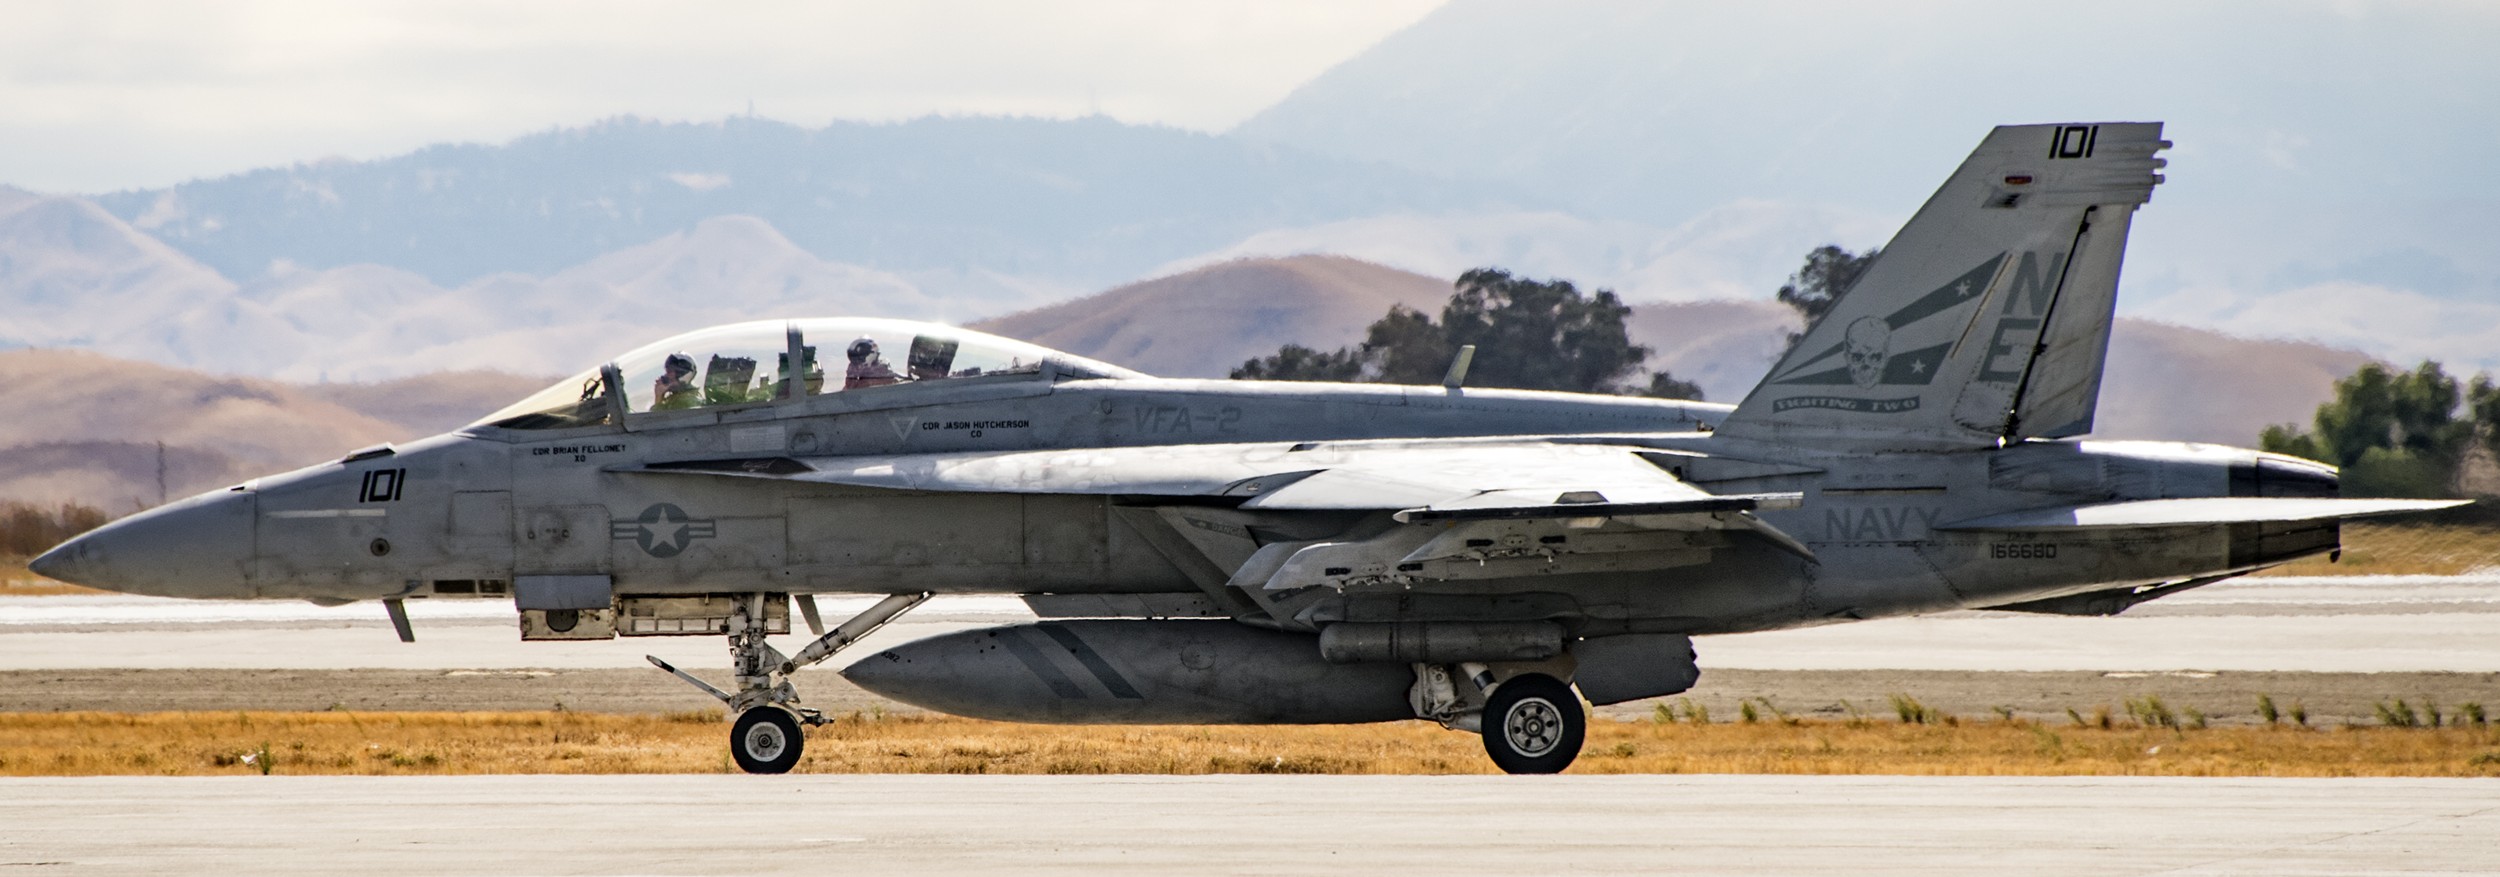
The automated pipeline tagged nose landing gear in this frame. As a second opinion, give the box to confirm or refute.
[648,592,929,774]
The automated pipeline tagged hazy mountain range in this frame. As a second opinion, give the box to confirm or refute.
[89,115,1525,301]
[7,1,2490,381]
[1240,1,2500,219]
[1223,0,2500,372]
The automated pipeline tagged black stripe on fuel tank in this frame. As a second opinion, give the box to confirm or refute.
[996,629,1086,699]
[1039,624,1145,700]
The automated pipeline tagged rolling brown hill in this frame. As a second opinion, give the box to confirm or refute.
[2096,321,2372,446]
[970,255,1452,378]
[0,349,546,509]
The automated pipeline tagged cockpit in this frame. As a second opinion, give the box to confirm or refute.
[473,318,1143,431]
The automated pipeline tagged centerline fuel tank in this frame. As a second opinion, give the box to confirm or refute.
[841,619,1414,724]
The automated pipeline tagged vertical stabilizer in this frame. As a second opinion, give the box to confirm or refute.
[1717,123,2167,452]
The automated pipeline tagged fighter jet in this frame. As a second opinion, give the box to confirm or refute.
[34,122,2465,774]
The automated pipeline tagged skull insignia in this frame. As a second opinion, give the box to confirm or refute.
[1844,317,1891,388]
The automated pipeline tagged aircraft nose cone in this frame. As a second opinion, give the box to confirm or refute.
[35,489,256,598]
[26,542,75,582]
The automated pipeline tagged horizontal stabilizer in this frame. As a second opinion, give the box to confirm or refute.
[1939,497,2470,531]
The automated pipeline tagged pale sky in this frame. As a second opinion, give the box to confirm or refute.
[0,0,1446,193]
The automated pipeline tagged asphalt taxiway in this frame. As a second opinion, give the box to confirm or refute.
[4,774,2496,875]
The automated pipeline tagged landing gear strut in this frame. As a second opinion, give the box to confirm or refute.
[649,592,929,774]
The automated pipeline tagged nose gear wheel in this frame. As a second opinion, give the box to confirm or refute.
[731,706,804,774]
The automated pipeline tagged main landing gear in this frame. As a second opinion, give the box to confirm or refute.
[1479,673,1584,774]
[1410,663,1587,774]
[649,592,929,774]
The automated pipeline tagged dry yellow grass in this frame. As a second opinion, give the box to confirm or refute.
[2252,520,2500,577]
[4,710,2497,778]
[0,574,105,596]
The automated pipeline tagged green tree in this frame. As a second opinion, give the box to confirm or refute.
[1642,371,1706,400]
[2260,361,2477,497]
[2471,374,2500,463]
[1356,304,1452,385]
[1433,268,1651,392]
[1231,267,1703,399]
[1775,245,1881,348]
[1227,343,1364,382]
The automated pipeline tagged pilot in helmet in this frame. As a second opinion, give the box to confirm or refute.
[844,336,901,390]
[653,352,702,410]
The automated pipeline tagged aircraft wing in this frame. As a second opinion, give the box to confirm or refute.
[627,442,1813,591]
[1938,497,2470,531]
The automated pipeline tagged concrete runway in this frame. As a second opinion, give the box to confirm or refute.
[7,574,2500,672]
[6,579,2498,876]
[4,774,2497,876]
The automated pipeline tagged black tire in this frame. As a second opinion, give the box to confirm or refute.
[730,707,805,774]
[1480,673,1584,774]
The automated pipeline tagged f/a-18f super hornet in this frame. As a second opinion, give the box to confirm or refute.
[36,122,2465,773]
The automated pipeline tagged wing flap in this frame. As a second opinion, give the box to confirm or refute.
[1939,497,2470,531]
[1394,493,1800,523]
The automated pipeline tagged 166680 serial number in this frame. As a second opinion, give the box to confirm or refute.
[1991,542,2059,560]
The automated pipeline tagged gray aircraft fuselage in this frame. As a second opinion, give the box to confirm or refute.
[42,367,2333,638]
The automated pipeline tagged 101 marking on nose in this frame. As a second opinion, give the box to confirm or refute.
[358,468,406,502]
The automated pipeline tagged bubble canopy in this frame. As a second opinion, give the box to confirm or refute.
[474,318,1144,431]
